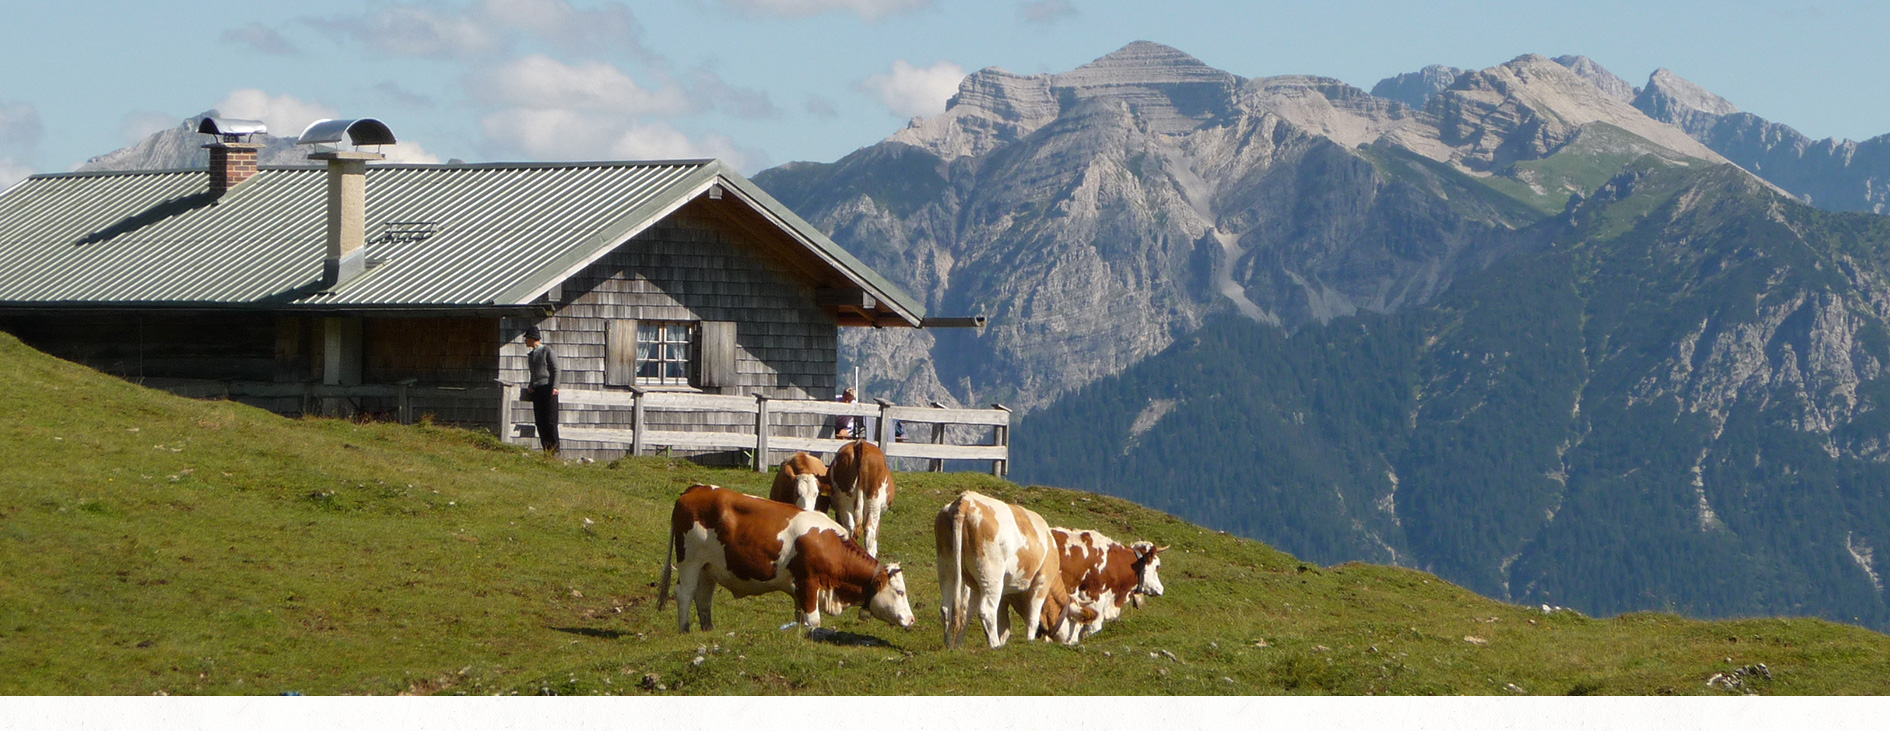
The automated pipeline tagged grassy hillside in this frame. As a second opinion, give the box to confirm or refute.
[4,333,1889,695]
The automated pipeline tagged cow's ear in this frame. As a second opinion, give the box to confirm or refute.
[886,563,902,576]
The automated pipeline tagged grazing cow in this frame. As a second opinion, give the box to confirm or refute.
[769,452,830,512]
[659,484,916,633]
[933,491,1091,648]
[1047,528,1166,641]
[828,439,894,557]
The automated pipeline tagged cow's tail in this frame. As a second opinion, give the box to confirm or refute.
[657,521,676,610]
[934,499,969,648]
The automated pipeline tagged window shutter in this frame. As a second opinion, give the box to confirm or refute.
[606,319,638,386]
[696,321,737,389]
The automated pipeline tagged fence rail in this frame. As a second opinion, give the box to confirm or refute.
[142,377,500,425]
[504,385,1010,475]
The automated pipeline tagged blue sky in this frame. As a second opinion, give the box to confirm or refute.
[2,0,1886,188]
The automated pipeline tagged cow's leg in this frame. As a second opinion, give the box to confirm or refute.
[674,561,703,633]
[1022,590,1049,643]
[692,575,717,631]
[794,581,823,631]
[977,588,1005,648]
[862,494,885,558]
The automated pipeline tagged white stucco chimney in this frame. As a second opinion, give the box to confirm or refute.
[307,150,381,287]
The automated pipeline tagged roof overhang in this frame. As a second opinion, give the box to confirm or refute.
[497,160,929,328]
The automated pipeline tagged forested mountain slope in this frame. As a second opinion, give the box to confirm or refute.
[1017,160,1890,629]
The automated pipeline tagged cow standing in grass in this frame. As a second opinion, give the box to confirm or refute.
[769,452,829,512]
[933,491,1090,648]
[1047,528,1166,642]
[829,439,893,557]
[659,484,915,633]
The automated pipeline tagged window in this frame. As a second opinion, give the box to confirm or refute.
[636,321,693,385]
[606,319,737,389]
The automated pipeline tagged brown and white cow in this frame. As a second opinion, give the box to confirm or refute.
[659,484,915,633]
[768,451,830,512]
[828,439,894,557]
[1047,528,1166,642]
[933,491,1090,648]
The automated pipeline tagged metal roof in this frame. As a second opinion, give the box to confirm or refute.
[0,159,924,324]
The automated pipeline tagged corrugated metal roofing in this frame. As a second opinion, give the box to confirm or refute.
[0,159,924,323]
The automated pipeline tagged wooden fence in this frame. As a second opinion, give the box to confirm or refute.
[502,385,1011,475]
[143,378,502,425]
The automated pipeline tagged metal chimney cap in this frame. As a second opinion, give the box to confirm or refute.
[297,118,397,147]
[197,117,267,139]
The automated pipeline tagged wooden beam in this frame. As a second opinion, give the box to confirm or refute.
[816,288,877,309]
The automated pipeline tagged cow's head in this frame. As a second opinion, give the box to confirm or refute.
[1131,542,1167,598]
[1039,590,1101,644]
[791,473,821,512]
[866,563,916,630]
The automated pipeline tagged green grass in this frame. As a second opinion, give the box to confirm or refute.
[4,332,1890,695]
[1479,123,1691,215]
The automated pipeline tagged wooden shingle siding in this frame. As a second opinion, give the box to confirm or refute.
[0,312,277,382]
[498,200,842,460]
[362,318,500,386]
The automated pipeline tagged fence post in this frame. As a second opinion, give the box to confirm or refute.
[496,382,516,442]
[630,386,647,457]
[929,401,948,473]
[397,378,416,425]
[754,393,771,472]
[991,404,1011,478]
[874,398,893,446]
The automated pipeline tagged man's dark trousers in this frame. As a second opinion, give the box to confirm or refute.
[529,387,560,452]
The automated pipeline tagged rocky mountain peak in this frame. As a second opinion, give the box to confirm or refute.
[1057,41,1228,86]
[1426,53,1725,171]
[1551,55,1638,103]
[1369,64,1464,109]
[76,110,311,173]
[1634,68,1740,137]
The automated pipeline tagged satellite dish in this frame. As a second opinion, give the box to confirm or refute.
[297,118,397,147]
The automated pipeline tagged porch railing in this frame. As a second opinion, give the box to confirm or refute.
[502,385,1011,476]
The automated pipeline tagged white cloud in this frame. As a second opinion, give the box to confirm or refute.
[307,5,502,59]
[380,141,442,164]
[220,22,300,55]
[860,60,965,119]
[2,101,42,184]
[0,158,33,190]
[805,95,839,119]
[478,54,693,117]
[478,108,758,170]
[1019,0,1076,24]
[0,100,42,157]
[478,0,647,58]
[719,0,931,20]
[118,111,180,146]
[213,89,340,141]
[306,0,648,60]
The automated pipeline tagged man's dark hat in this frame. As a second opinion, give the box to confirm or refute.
[524,326,543,341]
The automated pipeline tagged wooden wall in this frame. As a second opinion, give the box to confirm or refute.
[1,311,278,382]
[499,201,842,461]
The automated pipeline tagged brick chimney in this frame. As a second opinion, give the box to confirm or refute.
[307,150,384,287]
[204,142,262,195]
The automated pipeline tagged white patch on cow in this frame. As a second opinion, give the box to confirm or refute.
[791,473,820,511]
[670,486,904,633]
[938,492,1058,649]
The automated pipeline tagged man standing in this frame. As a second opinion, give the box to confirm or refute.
[834,387,859,439]
[523,326,560,454]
